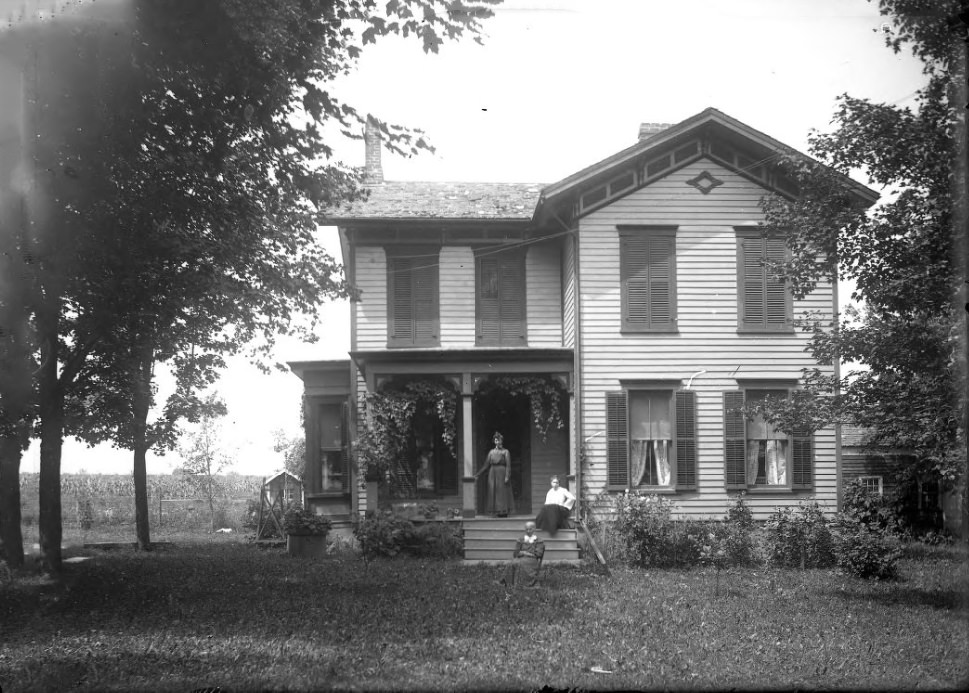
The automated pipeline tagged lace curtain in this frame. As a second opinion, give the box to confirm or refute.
[631,439,671,486]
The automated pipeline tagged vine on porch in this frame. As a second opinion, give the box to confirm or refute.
[477,375,567,442]
[353,379,458,484]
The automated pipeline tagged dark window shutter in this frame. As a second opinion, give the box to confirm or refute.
[723,391,747,490]
[674,390,697,490]
[387,248,440,347]
[499,253,526,344]
[792,427,813,489]
[413,260,439,344]
[388,256,414,344]
[765,237,788,328]
[740,237,766,329]
[621,230,676,331]
[647,234,675,329]
[606,392,629,489]
[621,235,649,329]
[476,250,525,345]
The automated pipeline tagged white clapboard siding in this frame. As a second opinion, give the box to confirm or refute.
[354,246,388,350]
[440,246,476,347]
[578,158,837,519]
[526,240,564,347]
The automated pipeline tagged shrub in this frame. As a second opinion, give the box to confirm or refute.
[612,492,702,568]
[763,502,835,569]
[409,522,463,559]
[282,506,332,537]
[841,479,901,534]
[721,494,758,567]
[354,512,418,559]
[835,516,902,580]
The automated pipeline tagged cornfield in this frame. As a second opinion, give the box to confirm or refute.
[18,473,268,531]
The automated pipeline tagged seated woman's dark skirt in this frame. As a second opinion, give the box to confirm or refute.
[534,504,571,535]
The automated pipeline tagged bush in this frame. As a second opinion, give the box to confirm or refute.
[763,502,835,569]
[835,516,902,580]
[841,479,901,534]
[282,506,332,537]
[410,523,463,559]
[720,494,758,567]
[354,512,418,559]
[612,492,703,568]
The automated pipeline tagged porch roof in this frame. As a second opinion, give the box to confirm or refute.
[349,347,574,384]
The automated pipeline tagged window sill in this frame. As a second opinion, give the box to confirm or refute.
[620,328,679,335]
[306,491,350,499]
[735,328,795,335]
[743,486,795,494]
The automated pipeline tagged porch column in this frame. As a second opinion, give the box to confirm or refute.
[568,387,578,493]
[461,373,476,518]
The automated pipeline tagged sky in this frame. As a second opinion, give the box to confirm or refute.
[30,0,929,478]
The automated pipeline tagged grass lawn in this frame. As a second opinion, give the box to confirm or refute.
[1,537,967,692]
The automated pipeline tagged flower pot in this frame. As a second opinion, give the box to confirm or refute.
[287,533,328,558]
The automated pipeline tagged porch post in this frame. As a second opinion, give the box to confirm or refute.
[568,387,578,491]
[461,373,476,518]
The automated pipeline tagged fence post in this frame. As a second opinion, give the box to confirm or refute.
[158,489,163,527]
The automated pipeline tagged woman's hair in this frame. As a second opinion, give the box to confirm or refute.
[550,476,559,483]
[492,432,503,442]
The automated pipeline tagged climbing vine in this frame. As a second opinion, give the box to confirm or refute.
[478,375,567,441]
[353,378,458,483]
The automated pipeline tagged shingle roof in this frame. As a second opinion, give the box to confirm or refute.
[327,181,544,221]
[841,425,874,448]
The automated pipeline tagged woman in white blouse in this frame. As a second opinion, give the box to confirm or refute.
[534,476,576,536]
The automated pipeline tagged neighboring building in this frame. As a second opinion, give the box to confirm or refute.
[290,108,879,529]
[842,425,964,537]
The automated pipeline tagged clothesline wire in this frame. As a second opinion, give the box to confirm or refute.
[383,150,789,275]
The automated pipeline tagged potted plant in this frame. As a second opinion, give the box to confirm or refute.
[283,506,332,558]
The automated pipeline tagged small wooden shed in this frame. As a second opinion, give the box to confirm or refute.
[264,471,304,510]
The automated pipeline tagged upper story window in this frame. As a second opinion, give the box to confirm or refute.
[476,246,526,346]
[735,229,792,332]
[723,388,813,492]
[619,226,677,333]
[606,388,697,491]
[386,246,440,347]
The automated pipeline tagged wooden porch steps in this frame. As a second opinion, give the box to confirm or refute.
[462,516,580,564]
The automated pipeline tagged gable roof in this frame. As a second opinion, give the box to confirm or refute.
[328,107,879,226]
[326,181,543,222]
[534,107,879,223]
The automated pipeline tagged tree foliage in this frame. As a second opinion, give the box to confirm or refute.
[0,0,500,573]
[756,0,966,485]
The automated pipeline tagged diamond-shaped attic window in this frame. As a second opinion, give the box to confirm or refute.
[687,170,723,195]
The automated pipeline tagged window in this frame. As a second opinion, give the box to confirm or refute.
[723,389,813,491]
[317,402,347,493]
[476,247,526,346]
[858,476,883,496]
[619,226,677,332]
[735,229,791,332]
[387,246,440,347]
[606,389,696,490]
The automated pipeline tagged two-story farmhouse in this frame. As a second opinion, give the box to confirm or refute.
[289,108,877,532]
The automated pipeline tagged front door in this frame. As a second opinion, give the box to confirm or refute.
[474,389,531,515]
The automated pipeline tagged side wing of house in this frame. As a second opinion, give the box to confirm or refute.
[576,158,838,519]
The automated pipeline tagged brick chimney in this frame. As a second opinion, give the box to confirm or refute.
[364,115,383,184]
[638,122,672,141]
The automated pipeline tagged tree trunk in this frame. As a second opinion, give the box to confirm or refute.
[207,474,216,533]
[0,433,25,568]
[133,444,151,550]
[38,333,64,577]
[131,341,154,551]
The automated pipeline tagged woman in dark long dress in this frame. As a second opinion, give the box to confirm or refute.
[475,432,513,516]
[534,476,575,536]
